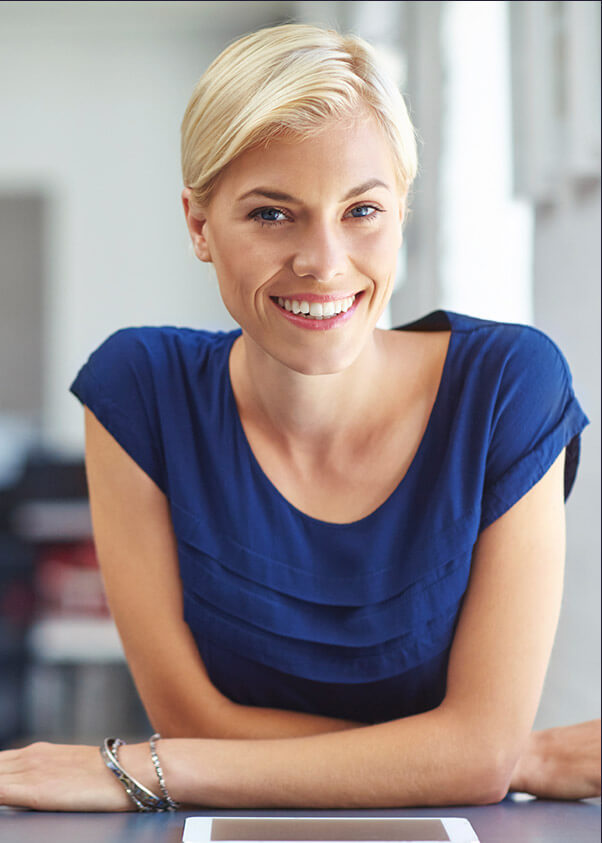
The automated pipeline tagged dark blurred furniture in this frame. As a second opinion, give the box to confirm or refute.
[0,532,34,748]
[0,450,150,747]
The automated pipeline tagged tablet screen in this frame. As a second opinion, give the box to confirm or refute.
[210,819,450,842]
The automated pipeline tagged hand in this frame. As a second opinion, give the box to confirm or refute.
[510,719,601,800]
[0,740,153,812]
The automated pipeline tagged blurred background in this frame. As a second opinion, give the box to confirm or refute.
[0,0,599,747]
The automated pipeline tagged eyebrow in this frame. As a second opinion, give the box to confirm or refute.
[237,178,390,204]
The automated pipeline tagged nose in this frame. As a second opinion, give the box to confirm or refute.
[291,220,347,283]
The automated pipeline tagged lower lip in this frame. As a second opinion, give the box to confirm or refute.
[270,295,362,331]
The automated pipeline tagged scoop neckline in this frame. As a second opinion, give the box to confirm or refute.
[225,309,455,528]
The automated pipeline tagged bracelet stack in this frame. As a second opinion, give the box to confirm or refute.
[100,733,180,812]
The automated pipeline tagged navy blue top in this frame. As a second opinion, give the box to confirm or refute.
[70,310,589,724]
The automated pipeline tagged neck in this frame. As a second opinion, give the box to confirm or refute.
[229,329,391,456]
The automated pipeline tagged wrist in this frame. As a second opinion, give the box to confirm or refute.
[109,736,180,810]
[140,737,196,806]
[114,741,159,795]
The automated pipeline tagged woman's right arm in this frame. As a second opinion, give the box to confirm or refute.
[83,406,358,740]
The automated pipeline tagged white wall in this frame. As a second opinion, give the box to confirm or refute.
[440,1,533,323]
[507,0,601,729]
[531,183,601,729]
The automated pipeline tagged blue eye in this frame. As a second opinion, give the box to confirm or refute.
[251,207,288,224]
[349,205,379,218]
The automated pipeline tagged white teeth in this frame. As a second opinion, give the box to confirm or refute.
[275,295,356,318]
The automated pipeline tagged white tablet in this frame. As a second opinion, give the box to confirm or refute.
[182,816,480,843]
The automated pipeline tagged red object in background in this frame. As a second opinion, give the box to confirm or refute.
[35,539,109,617]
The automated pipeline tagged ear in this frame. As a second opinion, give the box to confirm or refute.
[398,193,407,227]
[397,194,408,242]
[182,187,212,262]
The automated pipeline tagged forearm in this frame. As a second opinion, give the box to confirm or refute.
[4,718,597,813]
[124,705,509,808]
[152,688,360,740]
[204,699,361,739]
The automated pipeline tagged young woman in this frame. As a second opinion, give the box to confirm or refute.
[1,24,600,812]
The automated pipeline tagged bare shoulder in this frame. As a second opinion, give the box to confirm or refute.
[83,405,164,505]
[376,325,452,398]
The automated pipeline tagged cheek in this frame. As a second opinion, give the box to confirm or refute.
[213,228,287,285]
[350,223,401,279]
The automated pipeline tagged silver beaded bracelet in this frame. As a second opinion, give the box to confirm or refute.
[149,732,180,811]
[100,734,180,812]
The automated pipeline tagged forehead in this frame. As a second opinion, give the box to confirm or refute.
[215,113,398,202]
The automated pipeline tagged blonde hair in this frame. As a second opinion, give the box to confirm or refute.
[181,24,418,209]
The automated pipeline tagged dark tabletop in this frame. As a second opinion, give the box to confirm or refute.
[1,797,600,843]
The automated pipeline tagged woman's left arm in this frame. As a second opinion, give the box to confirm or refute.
[0,450,570,810]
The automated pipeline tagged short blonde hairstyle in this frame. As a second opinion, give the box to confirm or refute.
[181,24,418,209]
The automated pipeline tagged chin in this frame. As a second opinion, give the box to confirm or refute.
[240,319,370,377]
[276,348,360,377]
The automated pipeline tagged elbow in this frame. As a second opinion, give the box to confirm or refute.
[461,773,510,807]
[447,729,516,805]
[149,710,204,739]
[150,699,235,739]
[471,775,510,806]
[153,718,212,739]
[466,746,516,805]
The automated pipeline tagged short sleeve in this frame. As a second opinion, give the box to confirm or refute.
[479,327,589,532]
[69,328,166,492]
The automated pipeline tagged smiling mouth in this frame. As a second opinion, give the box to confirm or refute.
[272,295,357,320]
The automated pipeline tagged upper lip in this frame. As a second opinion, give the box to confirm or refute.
[270,291,360,302]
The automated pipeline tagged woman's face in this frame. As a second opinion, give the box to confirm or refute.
[183,112,404,376]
